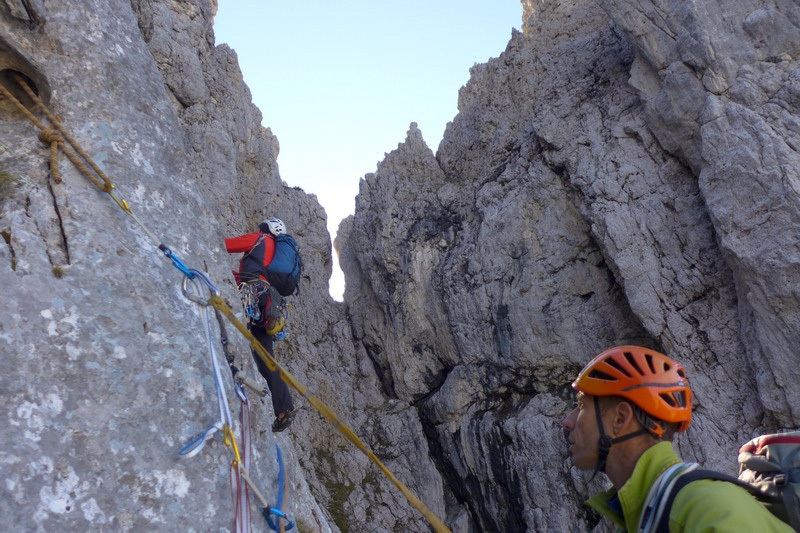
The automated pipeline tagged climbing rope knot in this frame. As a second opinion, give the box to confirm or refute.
[38,127,63,144]
[38,127,64,183]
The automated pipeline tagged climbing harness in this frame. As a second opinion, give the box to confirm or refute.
[239,280,268,324]
[0,73,453,533]
[238,279,288,336]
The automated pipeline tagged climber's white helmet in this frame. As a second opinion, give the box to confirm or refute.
[260,217,286,235]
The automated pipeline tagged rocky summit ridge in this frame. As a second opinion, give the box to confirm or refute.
[1,0,799,532]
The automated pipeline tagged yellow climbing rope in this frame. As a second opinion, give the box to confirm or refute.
[212,296,451,532]
[0,75,452,533]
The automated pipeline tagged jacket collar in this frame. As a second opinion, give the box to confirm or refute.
[586,441,682,531]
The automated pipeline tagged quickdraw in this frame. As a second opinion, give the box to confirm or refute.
[179,274,235,460]
[179,274,262,533]
[264,444,295,532]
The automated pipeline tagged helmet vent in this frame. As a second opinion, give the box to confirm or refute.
[660,391,687,408]
[675,391,687,407]
[624,351,645,376]
[588,369,617,381]
[660,392,677,407]
[645,354,656,374]
[605,357,631,378]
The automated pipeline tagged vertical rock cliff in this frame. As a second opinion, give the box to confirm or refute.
[2,0,799,532]
[1,0,336,531]
[338,0,800,531]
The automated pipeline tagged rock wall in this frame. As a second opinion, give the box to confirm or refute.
[2,0,799,532]
[338,0,800,531]
[0,0,337,531]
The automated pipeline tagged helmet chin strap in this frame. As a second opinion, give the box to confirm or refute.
[591,397,650,478]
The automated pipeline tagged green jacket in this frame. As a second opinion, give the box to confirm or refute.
[587,441,793,532]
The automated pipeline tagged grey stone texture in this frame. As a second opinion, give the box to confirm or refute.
[1,0,798,532]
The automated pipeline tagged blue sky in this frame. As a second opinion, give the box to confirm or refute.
[214,2,521,299]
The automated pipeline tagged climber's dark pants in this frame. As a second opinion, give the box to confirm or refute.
[249,324,294,416]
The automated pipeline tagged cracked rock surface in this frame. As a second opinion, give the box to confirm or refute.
[2,0,799,532]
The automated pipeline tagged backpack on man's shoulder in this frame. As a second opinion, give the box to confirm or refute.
[648,431,800,532]
[264,233,302,297]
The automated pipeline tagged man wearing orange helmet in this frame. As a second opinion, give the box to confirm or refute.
[562,345,792,532]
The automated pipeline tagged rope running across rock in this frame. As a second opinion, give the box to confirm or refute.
[0,74,452,533]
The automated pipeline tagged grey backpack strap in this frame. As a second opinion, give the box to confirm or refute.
[638,462,697,532]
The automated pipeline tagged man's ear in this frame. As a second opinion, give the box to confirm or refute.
[611,400,636,433]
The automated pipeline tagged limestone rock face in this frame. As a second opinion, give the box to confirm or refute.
[339,0,800,531]
[0,1,336,531]
[2,0,800,532]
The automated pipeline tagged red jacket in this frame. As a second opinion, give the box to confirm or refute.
[225,231,275,284]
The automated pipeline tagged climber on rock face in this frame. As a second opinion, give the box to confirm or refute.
[226,217,302,433]
[561,345,792,532]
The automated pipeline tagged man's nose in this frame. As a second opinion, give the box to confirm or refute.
[562,407,577,430]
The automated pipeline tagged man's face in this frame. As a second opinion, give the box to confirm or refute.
[561,391,601,470]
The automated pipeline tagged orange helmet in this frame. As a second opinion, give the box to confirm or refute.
[572,345,692,432]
